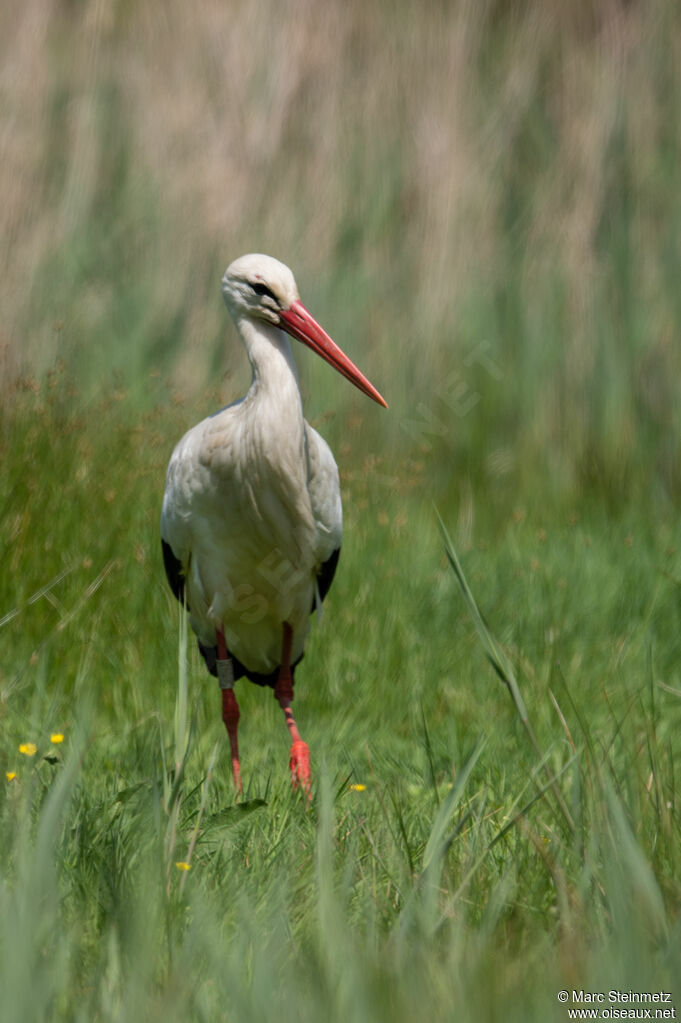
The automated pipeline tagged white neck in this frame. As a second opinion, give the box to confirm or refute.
[235,315,303,412]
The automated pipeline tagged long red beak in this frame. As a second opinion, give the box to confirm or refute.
[279,300,388,408]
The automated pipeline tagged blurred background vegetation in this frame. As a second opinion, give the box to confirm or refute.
[3,0,681,507]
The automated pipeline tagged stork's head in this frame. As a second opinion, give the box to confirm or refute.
[222,254,299,326]
[222,253,387,408]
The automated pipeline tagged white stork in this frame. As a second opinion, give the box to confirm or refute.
[161,254,387,793]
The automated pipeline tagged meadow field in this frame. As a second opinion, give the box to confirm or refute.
[1,2,681,1020]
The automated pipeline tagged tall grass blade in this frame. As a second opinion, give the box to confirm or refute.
[422,739,485,873]
[174,597,190,774]
[437,510,575,834]
[437,510,530,726]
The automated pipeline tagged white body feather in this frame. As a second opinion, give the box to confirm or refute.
[161,317,342,673]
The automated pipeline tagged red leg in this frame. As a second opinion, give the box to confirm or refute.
[274,617,310,793]
[217,627,242,794]
[274,622,311,795]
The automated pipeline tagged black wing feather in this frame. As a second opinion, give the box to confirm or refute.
[315,546,340,608]
[162,539,186,605]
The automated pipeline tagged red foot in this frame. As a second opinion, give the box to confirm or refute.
[289,739,311,796]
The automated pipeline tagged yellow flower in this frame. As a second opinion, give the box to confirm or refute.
[349,783,367,792]
[50,733,64,744]
[6,771,17,782]
[175,861,191,871]
[19,743,37,756]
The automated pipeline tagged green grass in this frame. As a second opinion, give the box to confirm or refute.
[1,380,680,1021]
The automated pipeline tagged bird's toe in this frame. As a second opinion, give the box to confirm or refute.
[289,739,311,797]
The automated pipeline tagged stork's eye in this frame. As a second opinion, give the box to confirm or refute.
[249,281,277,301]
